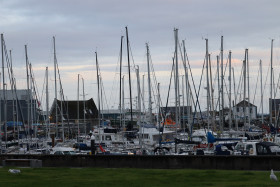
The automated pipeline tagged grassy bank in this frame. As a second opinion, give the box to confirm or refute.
[0,167,278,187]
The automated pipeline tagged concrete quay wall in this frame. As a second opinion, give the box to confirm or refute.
[0,155,279,170]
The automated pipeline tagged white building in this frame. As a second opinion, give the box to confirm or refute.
[232,100,257,120]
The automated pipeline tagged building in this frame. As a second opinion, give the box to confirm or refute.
[49,98,98,125]
[269,98,280,117]
[100,109,140,128]
[0,89,39,123]
[232,100,257,120]
[161,106,192,117]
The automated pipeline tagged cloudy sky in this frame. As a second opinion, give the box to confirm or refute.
[1,0,280,114]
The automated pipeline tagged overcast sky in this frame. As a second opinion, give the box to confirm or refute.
[1,0,280,114]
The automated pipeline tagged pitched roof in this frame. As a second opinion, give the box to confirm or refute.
[49,98,98,122]
[235,100,257,108]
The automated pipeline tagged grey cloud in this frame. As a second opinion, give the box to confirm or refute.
[0,0,280,111]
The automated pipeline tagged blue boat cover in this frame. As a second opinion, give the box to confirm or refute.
[6,121,23,127]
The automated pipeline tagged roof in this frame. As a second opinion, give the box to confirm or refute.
[235,100,257,108]
[49,98,98,122]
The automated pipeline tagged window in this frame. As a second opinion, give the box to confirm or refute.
[246,144,253,151]
[236,144,244,151]
[142,134,149,139]
[257,144,268,155]
[257,145,263,154]
[54,151,63,155]
[246,144,254,155]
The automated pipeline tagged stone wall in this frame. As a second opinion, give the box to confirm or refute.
[0,155,280,170]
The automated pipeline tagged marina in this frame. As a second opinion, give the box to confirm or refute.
[0,29,280,158]
[2,1,280,186]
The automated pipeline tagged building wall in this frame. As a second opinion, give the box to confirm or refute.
[232,106,257,120]
[0,100,38,122]
[0,89,32,100]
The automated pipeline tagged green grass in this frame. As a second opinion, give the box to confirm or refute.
[0,167,279,187]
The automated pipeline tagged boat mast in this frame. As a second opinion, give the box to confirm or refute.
[77,74,80,138]
[82,78,85,135]
[270,39,274,125]
[157,83,161,146]
[243,55,246,127]
[100,77,104,124]
[119,36,123,129]
[182,40,191,135]
[0,34,3,148]
[260,60,263,124]
[205,39,210,131]
[95,52,101,144]
[182,75,185,134]
[9,50,16,137]
[146,43,153,124]
[182,40,191,130]
[121,76,125,147]
[11,56,20,142]
[174,28,179,133]
[53,36,58,138]
[29,64,33,138]
[25,45,30,142]
[229,51,232,130]
[60,74,64,142]
[136,66,142,151]
[246,49,251,129]
[15,77,19,142]
[1,34,5,147]
[46,67,50,139]
[7,48,20,143]
[119,36,125,146]
[220,36,224,132]
[209,54,215,130]
[232,67,238,130]
[142,75,145,112]
[217,56,221,131]
[3,41,7,145]
[125,27,133,124]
